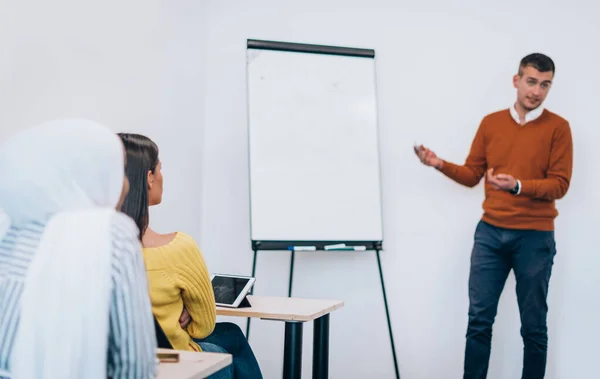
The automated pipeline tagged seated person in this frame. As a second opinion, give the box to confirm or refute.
[0,120,156,379]
[119,133,262,379]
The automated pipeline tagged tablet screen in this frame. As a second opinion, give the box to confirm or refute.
[212,276,251,305]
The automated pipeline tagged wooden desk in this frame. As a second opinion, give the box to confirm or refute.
[217,295,344,379]
[156,348,232,379]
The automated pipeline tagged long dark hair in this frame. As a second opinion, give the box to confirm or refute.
[118,133,159,240]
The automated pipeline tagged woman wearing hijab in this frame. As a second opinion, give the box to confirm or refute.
[0,119,157,379]
[118,133,262,379]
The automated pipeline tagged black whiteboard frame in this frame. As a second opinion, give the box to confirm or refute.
[252,240,382,251]
[246,38,384,248]
[247,39,375,58]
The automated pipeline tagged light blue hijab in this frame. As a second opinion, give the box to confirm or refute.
[0,119,126,379]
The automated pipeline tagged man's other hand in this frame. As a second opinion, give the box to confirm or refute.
[414,144,443,170]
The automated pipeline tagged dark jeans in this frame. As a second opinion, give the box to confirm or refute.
[195,322,263,379]
[464,220,556,379]
[197,342,234,379]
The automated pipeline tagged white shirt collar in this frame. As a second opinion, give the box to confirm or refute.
[510,104,544,125]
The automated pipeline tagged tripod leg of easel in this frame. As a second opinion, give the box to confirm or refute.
[288,250,295,297]
[246,249,259,340]
[376,249,400,379]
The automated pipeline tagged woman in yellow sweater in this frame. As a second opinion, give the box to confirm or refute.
[118,133,262,379]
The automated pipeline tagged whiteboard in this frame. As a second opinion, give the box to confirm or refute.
[246,41,383,245]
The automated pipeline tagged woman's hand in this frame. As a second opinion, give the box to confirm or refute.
[179,307,192,329]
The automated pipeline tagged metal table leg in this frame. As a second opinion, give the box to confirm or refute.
[312,314,330,379]
[283,321,303,379]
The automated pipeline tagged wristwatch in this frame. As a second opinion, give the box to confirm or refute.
[509,180,521,195]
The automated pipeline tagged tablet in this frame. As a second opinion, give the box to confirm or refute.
[210,274,256,308]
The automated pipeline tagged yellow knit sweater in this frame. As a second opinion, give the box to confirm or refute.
[142,232,216,351]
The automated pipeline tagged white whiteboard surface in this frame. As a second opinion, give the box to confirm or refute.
[247,47,383,243]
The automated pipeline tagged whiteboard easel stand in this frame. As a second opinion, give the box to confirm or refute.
[245,241,400,379]
[244,38,400,379]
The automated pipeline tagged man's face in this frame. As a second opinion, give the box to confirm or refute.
[513,65,553,111]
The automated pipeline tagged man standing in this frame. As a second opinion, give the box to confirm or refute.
[415,53,573,379]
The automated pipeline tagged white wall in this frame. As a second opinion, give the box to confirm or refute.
[200,1,600,378]
[0,0,207,235]
[2,1,599,378]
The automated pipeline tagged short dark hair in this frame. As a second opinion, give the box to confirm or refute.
[118,133,159,240]
[519,53,555,75]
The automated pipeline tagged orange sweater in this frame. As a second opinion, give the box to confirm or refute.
[440,109,573,231]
